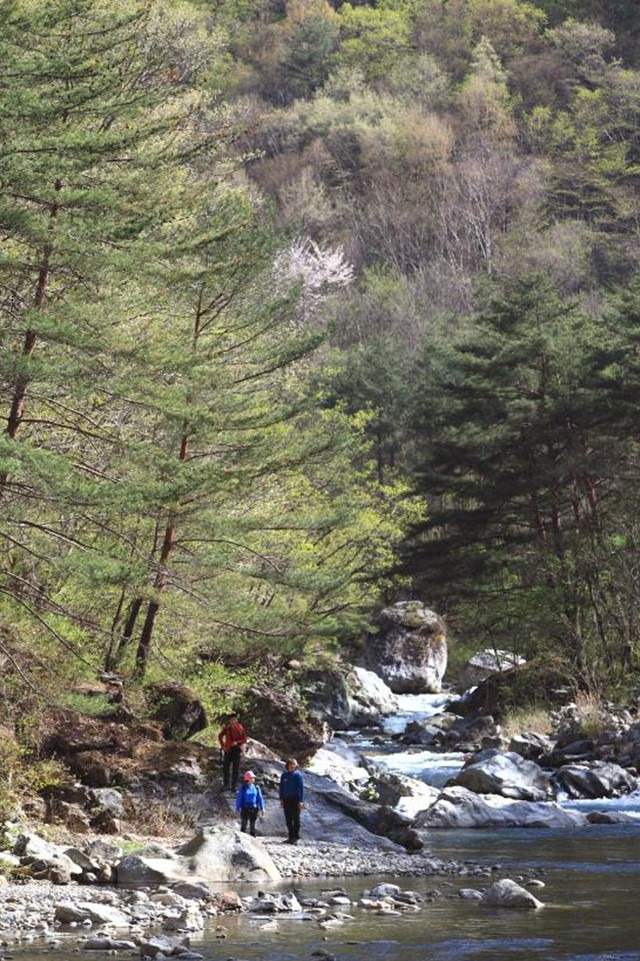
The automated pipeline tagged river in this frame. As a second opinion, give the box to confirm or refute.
[15,695,640,961]
[192,692,640,961]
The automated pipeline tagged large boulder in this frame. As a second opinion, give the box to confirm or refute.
[458,650,526,692]
[144,682,207,741]
[351,667,399,718]
[246,760,408,850]
[553,761,638,799]
[452,749,554,801]
[413,786,588,829]
[363,602,447,694]
[175,827,281,883]
[305,745,371,792]
[242,686,327,763]
[116,828,281,887]
[302,666,398,730]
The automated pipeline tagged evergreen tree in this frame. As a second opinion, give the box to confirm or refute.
[403,277,614,671]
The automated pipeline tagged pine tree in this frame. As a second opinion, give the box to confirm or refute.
[0,0,211,685]
[403,277,610,671]
[0,0,206,483]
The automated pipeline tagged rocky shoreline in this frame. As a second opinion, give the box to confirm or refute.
[0,833,494,949]
[0,831,536,956]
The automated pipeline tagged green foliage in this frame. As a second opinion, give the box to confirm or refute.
[57,692,118,718]
[0,736,66,821]
[335,2,412,82]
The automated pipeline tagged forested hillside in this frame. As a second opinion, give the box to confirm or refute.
[2,0,640,728]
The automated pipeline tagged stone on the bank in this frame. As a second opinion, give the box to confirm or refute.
[54,902,130,926]
[175,826,281,883]
[170,883,211,902]
[481,878,544,909]
[85,839,124,862]
[115,854,188,888]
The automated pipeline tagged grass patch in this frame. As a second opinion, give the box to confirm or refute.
[500,704,554,741]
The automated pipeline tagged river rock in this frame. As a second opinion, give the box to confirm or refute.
[54,902,130,926]
[306,747,370,791]
[249,892,302,913]
[372,771,439,809]
[245,760,408,849]
[481,878,544,909]
[175,826,282,883]
[368,883,401,898]
[553,760,638,799]
[85,938,137,951]
[508,732,555,762]
[452,749,554,801]
[404,712,502,753]
[351,667,399,720]
[139,935,185,958]
[414,785,588,829]
[302,666,398,730]
[363,601,447,694]
[162,906,204,931]
[458,650,526,692]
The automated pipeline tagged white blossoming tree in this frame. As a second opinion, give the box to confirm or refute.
[275,236,354,324]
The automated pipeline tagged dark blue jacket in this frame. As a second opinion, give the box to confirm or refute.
[236,782,265,812]
[279,768,304,802]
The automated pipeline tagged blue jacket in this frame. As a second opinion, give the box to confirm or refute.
[279,768,304,802]
[236,782,265,812]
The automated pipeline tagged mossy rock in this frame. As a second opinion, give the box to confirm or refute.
[451,657,573,721]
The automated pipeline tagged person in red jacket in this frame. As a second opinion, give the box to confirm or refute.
[218,713,248,790]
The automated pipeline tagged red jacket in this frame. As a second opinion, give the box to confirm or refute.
[218,721,248,753]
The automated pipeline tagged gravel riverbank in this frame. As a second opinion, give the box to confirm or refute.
[263,837,490,879]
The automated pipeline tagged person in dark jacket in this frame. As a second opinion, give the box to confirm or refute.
[235,770,265,836]
[218,713,248,790]
[279,757,304,844]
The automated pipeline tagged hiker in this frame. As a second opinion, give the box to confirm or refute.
[279,757,304,844]
[235,770,265,837]
[217,712,248,790]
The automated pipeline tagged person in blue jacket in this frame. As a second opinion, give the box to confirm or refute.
[235,770,265,836]
[279,757,304,844]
